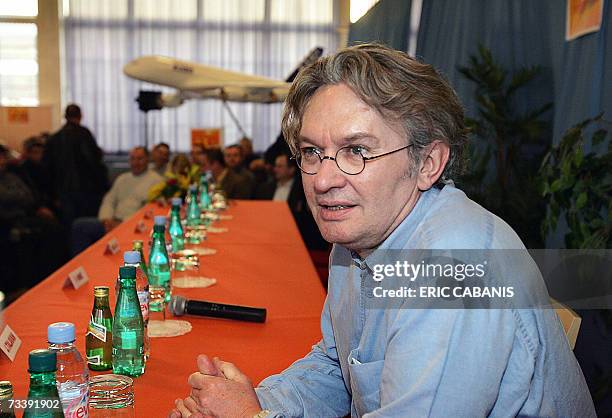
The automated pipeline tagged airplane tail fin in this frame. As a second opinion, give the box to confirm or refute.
[284,47,324,82]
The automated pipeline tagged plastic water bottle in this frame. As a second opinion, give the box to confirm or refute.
[123,251,150,360]
[47,322,89,418]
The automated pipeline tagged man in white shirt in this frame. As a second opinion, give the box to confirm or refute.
[271,154,295,201]
[71,146,162,254]
[254,154,327,250]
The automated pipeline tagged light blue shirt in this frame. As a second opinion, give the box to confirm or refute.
[256,185,595,417]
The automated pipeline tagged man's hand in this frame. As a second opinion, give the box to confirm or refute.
[170,355,262,418]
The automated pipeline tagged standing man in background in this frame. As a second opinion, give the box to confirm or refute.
[44,104,108,227]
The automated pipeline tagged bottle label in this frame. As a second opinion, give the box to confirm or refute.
[63,386,89,418]
[87,316,107,342]
[137,290,150,322]
[87,353,101,365]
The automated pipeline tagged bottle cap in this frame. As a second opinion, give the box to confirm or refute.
[154,216,166,226]
[94,286,110,298]
[189,184,197,192]
[123,251,140,264]
[119,266,136,279]
[28,349,57,373]
[48,322,76,344]
[171,197,182,206]
[0,381,13,397]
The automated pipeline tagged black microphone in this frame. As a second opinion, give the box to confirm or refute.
[170,295,267,323]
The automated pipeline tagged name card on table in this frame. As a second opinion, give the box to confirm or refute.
[0,324,21,362]
[104,237,120,255]
[63,266,90,290]
[134,220,147,234]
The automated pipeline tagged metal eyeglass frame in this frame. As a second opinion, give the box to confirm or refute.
[292,144,413,175]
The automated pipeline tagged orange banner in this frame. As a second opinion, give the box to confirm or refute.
[7,107,29,124]
[191,128,222,149]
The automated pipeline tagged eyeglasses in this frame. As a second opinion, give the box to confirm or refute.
[293,144,413,175]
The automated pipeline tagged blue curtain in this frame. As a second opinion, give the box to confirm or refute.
[348,0,412,51]
[416,0,610,147]
[416,0,554,130]
[546,0,611,148]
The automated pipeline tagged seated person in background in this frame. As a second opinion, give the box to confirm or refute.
[206,148,254,199]
[71,146,162,255]
[150,142,170,176]
[191,144,205,167]
[224,143,255,186]
[171,44,594,418]
[0,144,65,292]
[148,154,198,202]
[239,136,259,169]
[255,153,327,250]
[14,136,56,220]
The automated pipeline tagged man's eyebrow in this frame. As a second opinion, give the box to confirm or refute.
[341,132,378,145]
[298,135,318,146]
[298,132,379,147]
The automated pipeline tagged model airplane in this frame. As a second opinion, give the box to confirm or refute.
[123,47,323,107]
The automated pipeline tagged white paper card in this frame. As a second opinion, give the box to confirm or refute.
[64,266,89,289]
[0,324,21,362]
[105,237,120,255]
[134,220,147,233]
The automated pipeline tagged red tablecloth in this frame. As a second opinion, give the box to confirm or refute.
[1,200,326,415]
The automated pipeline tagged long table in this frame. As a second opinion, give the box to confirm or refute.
[1,200,326,414]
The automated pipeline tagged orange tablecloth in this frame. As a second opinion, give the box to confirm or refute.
[1,200,326,415]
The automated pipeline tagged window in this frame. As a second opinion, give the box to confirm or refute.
[62,0,339,152]
[0,0,37,17]
[0,22,38,106]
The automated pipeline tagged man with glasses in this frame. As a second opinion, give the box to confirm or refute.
[171,44,594,418]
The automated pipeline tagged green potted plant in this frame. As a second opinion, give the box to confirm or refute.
[457,45,552,247]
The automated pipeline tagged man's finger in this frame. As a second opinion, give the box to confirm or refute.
[167,408,181,418]
[174,399,193,418]
[213,357,251,384]
[197,354,222,376]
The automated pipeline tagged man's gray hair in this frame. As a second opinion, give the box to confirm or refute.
[282,43,467,181]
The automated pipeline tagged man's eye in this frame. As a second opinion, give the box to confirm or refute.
[347,145,366,155]
[301,147,321,158]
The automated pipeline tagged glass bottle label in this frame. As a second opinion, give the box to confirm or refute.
[87,316,107,342]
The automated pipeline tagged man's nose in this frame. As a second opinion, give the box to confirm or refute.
[313,157,346,193]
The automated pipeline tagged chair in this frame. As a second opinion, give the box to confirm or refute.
[552,299,581,350]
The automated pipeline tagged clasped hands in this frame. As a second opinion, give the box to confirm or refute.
[169,354,263,418]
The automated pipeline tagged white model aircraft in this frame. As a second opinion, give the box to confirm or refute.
[123,47,323,108]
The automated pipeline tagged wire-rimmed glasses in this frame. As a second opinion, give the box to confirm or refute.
[293,144,413,175]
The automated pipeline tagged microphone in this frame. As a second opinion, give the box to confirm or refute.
[170,295,267,323]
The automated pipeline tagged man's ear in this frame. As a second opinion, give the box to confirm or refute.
[416,141,450,191]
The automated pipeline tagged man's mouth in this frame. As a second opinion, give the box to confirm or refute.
[317,202,357,220]
[321,204,354,211]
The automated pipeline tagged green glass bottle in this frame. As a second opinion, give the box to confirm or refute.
[186,184,201,227]
[0,381,16,418]
[149,216,172,308]
[23,349,65,418]
[198,174,212,211]
[86,286,113,371]
[169,197,185,252]
[112,266,145,377]
[132,240,149,278]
